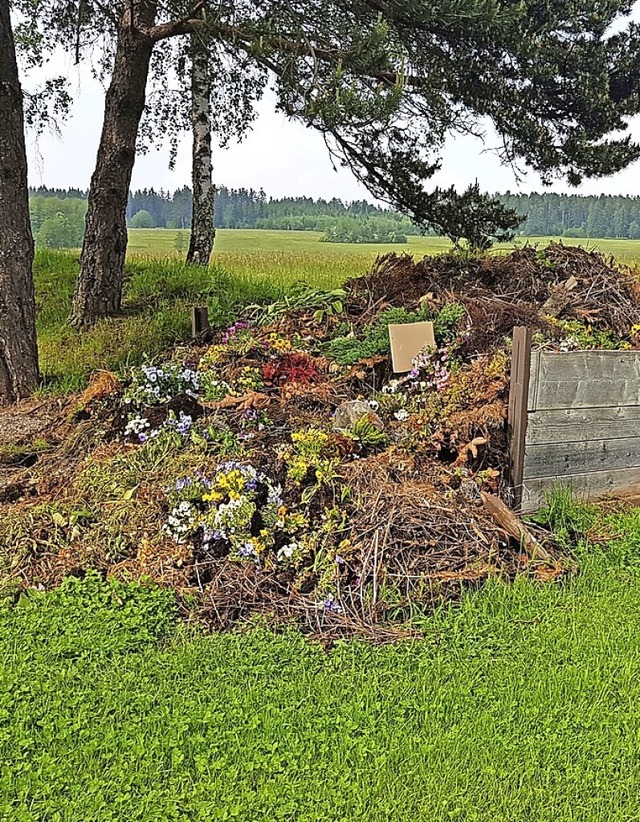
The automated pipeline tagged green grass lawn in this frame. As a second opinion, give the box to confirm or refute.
[3,500,640,821]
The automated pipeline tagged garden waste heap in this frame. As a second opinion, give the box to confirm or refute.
[2,242,639,640]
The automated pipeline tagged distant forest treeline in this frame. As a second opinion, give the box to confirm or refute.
[27,186,640,246]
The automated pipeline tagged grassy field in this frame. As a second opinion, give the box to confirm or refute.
[3,499,640,820]
[127,227,640,285]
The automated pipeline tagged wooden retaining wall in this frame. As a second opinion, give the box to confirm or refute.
[509,327,640,513]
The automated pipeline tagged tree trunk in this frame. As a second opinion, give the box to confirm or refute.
[0,1,39,403]
[186,32,215,266]
[71,3,156,327]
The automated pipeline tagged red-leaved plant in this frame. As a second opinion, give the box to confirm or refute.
[262,353,320,385]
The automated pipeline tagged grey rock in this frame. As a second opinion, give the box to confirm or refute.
[332,400,384,432]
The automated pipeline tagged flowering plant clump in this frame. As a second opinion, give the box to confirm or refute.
[281,428,339,487]
[201,323,260,365]
[546,318,628,351]
[165,410,193,438]
[124,409,195,444]
[124,414,152,441]
[408,345,453,392]
[221,321,250,344]
[240,407,270,432]
[164,463,303,563]
[264,332,293,354]
[124,364,201,406]
[234,366,264,393]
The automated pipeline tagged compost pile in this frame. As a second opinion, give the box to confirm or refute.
[2,243,638,640]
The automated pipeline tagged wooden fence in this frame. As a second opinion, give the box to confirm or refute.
[508,327,640,513]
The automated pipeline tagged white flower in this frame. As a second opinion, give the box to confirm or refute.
[267,483,284,506]
[382,380,400,395]
[368,399,379,411]
[394,409,410,421]
[277,543,296,561]
[124,416,150,436]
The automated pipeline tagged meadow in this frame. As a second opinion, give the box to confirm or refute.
[129,227,640,283]
[129,226,640,260]
[8,229,640,820]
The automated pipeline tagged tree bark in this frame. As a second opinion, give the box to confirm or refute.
[186,32,215,266]
[0,1,39,403]
[71,2,156,327]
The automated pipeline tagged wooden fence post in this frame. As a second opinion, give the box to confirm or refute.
[191,306,209,336]
[508,326,533,509]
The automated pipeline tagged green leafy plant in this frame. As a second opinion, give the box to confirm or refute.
[350,415,386,448]
[281,428,339,493]
[249,282,346,326]
[550,318,628,350]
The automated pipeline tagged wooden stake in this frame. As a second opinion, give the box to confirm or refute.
[508,326,533,508]
[191,306,209,336]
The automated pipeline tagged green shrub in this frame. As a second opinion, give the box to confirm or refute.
[129,209,157,229]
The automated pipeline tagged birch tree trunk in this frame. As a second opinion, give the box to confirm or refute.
[0,1,39,403]
[186,33,215,266]
[71,2,156,327]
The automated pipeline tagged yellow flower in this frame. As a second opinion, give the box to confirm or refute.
[202,491,223,503]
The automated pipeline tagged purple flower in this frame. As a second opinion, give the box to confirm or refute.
[323,595,342,613]
[167,411,193,437]
[221,321,249,344]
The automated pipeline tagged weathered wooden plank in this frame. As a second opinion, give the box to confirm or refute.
[508,327,533,506]
[528,350,640,411]
[523,437,640,479]
[520,467,640,514]
[527,350,541,411]
[526,406,640,445]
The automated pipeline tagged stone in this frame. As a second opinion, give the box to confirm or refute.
[332,400,384,432]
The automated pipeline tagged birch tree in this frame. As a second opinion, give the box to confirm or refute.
[186,27,215,266]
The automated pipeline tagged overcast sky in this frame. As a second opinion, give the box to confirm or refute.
[23,17,640,203]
